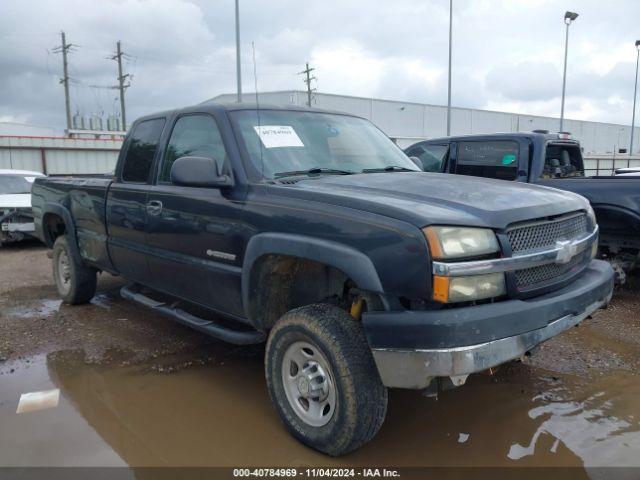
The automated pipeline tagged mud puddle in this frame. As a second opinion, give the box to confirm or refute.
[1,349,639,473]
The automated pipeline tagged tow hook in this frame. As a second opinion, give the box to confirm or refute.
[350,296,365,321]
[421,375,470,399]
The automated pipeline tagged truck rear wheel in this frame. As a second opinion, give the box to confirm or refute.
[265,304,388,456]
[52,235,97,304]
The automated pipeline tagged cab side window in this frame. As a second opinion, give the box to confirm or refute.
[121,118,166,183]
[456,140,519,181]
[160,115,228,183]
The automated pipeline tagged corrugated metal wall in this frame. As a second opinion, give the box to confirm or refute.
[0,136,122,175]
[210,91,640,154]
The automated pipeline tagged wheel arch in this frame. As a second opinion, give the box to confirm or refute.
[242,233,384,330]
[42,203,82,263]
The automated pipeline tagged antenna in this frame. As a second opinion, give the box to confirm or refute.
[252,41,265,180]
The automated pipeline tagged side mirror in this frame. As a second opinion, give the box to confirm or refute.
[409,156,424,170]
[170,156,233,188]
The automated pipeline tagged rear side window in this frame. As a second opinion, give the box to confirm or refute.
[456,141,519,181]
[121,118,166,183]
[543,143,584,178]
[160,114,227,183]
[406,144,448,172]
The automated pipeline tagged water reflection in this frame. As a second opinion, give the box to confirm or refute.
[1,348,638,474]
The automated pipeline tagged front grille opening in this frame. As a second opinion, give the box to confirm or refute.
[515,249,590,291]
[507,211,591,290]
[507,212,588,254]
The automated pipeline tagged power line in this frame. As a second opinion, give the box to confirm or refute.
[298,62,316,107]
[52,31,78,131]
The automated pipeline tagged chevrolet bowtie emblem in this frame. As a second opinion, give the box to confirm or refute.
[555,240,578,264]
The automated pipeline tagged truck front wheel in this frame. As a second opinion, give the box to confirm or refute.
[265,304,388,456]
[52,235,97,304]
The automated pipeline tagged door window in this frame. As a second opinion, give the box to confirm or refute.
[121,118,166,183]
[456,140,519,181]
[160,115,228,183]
[406,144,449,172]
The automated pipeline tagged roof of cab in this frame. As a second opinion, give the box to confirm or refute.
[132,102,358,125]
[419,131,580,144]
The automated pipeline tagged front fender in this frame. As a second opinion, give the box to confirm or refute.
[241,232,384,317]
[593,204,640,234]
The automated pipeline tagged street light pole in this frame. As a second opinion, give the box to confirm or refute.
[446,0,453,136]
[235,0,242,102]
[630,40,640,156]
[560,11,578,132]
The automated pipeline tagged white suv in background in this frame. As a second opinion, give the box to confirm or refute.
[0,169,45,245]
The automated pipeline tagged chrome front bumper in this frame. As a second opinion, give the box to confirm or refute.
[371,293,611,389]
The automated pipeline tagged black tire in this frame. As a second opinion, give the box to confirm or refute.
[52,235,97,304]
[265,303,388,456]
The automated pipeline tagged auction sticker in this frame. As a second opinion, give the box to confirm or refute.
[254,125,304,148]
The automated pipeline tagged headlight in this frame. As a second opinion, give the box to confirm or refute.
[423,226,500,259]
[433,273,506,303]
[586,205,597,229]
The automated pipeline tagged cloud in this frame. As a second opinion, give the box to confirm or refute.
[1,0,640,132]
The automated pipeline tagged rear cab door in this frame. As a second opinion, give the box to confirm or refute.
[106,117,166,284]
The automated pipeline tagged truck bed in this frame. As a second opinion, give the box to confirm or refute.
[31,176,114,270]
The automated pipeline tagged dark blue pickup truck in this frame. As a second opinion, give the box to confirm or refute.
[406,132,640,281]
[32,104,613,455]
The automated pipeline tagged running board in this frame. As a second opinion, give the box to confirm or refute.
[120,284,266,345]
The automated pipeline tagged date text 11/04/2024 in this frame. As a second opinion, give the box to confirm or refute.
[232,468,400,477]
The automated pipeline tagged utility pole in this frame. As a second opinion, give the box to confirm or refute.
[298,62,316,107]
[630,40,640,156]
[52,31,74,131]
[109,41,130,131]
[560,11,579,132]
[446,0,453,136]
[235,0,242,102]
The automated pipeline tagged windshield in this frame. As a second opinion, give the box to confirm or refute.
[0,175,34,194]
[229,110,420,179]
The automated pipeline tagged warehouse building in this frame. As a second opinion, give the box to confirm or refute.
[208,90,640,154]
[0,135,122,175]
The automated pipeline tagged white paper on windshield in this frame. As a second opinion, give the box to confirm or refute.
[253,125,304,148]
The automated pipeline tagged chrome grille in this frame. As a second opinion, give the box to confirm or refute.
[507,212,590,290]
[514,249,590,289]
[508,213,588,254]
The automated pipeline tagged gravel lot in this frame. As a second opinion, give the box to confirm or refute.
[1,240,639,470]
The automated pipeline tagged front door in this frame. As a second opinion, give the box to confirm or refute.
[106,117,165,284]
[145,113,245,317]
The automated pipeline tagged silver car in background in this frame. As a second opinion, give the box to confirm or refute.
[0,169,45,245]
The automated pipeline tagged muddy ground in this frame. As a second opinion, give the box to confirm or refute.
[1,241,640,474]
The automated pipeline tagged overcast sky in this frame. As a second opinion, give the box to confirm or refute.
[2,0,640,131]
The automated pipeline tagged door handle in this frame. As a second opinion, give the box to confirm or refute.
[146,200,163,216]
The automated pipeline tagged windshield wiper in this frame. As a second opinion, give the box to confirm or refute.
[361,166,417,173]
[274,167,355,178]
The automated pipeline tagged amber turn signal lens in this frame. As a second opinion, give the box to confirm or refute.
[432,275,450,303]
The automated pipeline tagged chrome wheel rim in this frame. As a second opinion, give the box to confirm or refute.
[281,340,336,427]
[57,249,71,295]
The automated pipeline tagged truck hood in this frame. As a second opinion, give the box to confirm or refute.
[276,172,589,229]
[0,193,31,209]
